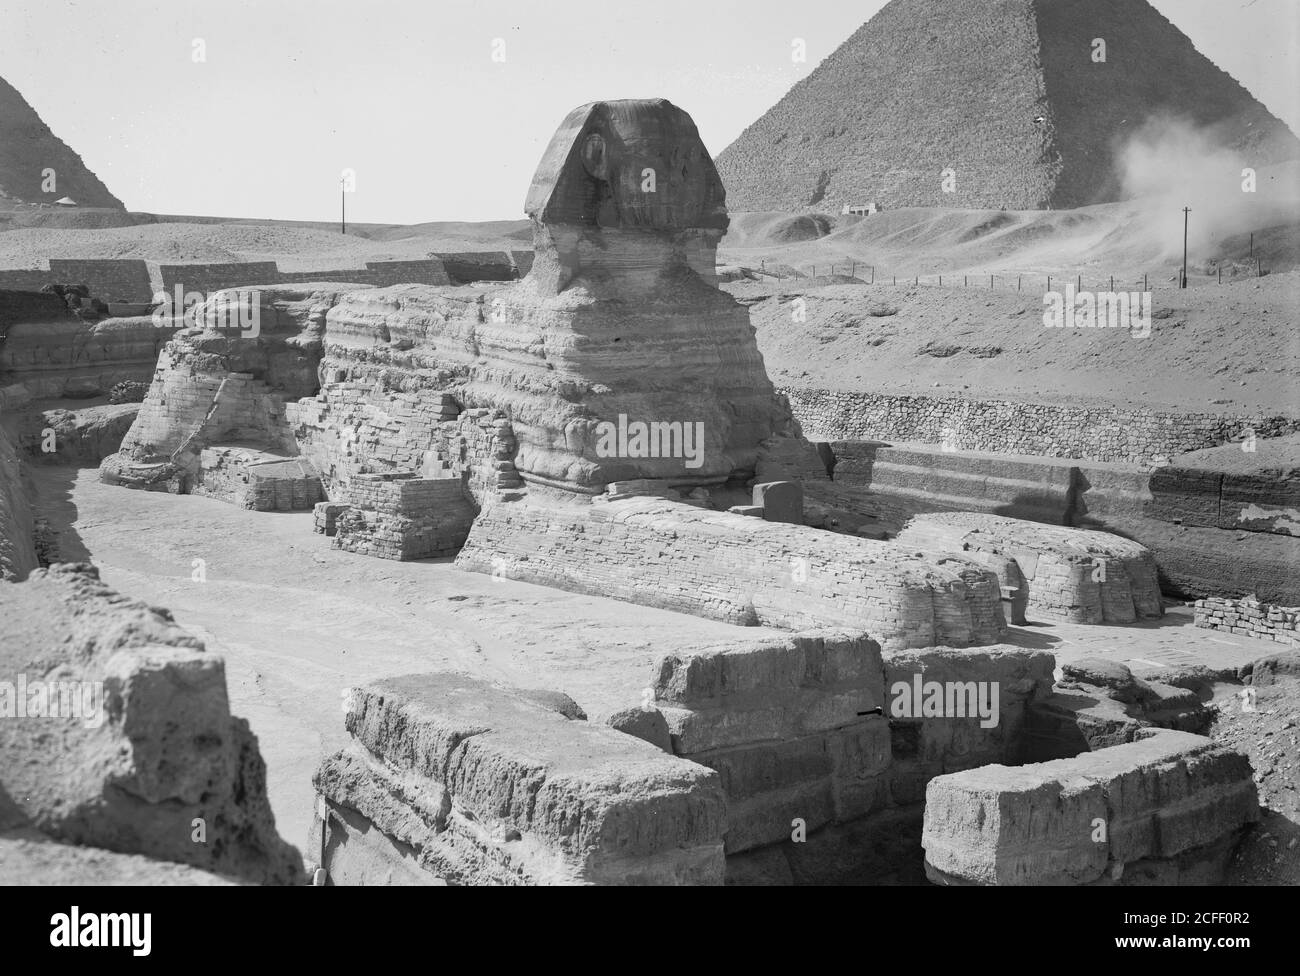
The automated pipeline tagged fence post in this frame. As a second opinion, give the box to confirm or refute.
[1144,273,1147,292]
[1076,274,1081,290]
[964,275,968,287]
[939,275,942,286]
[1110,276,1114,291]
[1048,275,1052,291]
[1018,276,1022,292]
[990,274,994,290]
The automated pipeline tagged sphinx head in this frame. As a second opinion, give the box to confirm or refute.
[523,99,728,293]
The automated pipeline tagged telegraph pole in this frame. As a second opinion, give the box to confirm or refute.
[1181,207,1190,289]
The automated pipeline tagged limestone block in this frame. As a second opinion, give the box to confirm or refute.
[895,512,1162,624]
[922,729,1258,886]
[314,673,726,885]
[753,481,803,524]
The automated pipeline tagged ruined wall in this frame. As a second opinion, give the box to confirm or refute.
[1195,596,1300,647]
[330,474,477,560]
[829,441,1076,525]
[432,251,517,284]
[895,511,1164,625]
[158,259,450,296]
[786,387,1300,468]
[648,632,1053,865]
[0,261,153,301]
[457,497,1006,650]
[193,448,323,511]
[1,316,166,399]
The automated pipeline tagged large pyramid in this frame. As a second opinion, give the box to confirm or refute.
[0,75,123,208]
[716,0,1300,213]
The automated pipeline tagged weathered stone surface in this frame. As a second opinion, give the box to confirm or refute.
[895,511,1163,624]
[14,404,140,465]
[883,646,1055,804]
[652,630,884,745]
[517,688,588,720]
[0,422,37,580]
[312,673,726,885]
[605,706,672,752]
[458,499,1006,649]
[1059,657,1148,703]
[715,0,1300,211]
[0,833,243,885]
[753,480,803,524]
[922,729,1259,886]
[0,564,302,884]
[99,285,360,492]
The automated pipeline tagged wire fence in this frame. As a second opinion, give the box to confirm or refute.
[748,260,1273,292]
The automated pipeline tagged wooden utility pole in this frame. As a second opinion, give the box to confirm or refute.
[1182,207,1191,289]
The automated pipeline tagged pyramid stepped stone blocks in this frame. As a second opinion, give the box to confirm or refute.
[310,673,727,885]
[716,0,1300,212]
[0,75,124,208]
[922,729,1259,886]
[895,511,1163,624]
[0,565,302,884]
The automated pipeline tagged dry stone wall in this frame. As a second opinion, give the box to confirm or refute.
[785,387,1300,468]
[1195,596,1300,647]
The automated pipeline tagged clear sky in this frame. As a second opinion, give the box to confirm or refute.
[2,0,1296,223]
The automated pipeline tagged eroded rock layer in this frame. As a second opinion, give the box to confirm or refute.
[895,511,1163,624]
[455,497,1006,650]
[0,564,302,884]
[312,673,727,885]
[923,729,1259,885]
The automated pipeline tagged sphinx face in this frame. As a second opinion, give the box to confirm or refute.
[526,98,728,234]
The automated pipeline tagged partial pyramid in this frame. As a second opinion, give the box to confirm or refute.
[715,0,1300,212]
[0,75,123,208]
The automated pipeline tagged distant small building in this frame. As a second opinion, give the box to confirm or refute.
[841,203,880,216]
